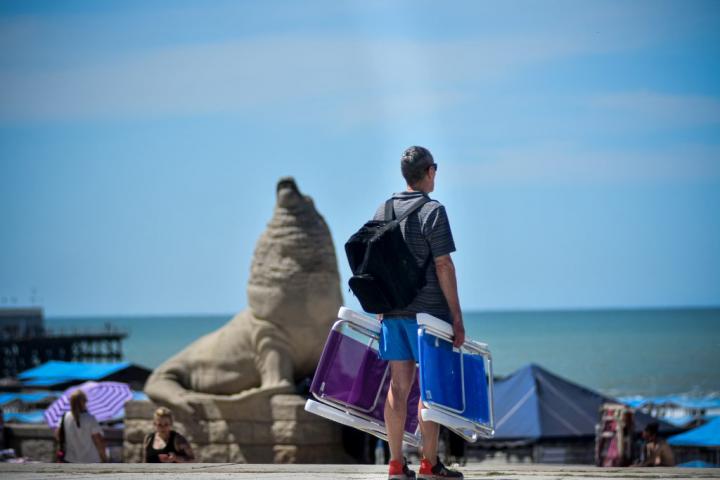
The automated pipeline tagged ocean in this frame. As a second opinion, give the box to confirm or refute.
[46,307,720,398]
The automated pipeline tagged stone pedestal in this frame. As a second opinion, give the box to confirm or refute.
[123,395,352,463]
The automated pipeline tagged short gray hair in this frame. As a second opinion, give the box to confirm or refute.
[401,146,434,186]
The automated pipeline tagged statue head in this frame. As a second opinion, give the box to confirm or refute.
[246,177,342,328]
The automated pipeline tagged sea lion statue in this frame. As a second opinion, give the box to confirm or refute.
[144,177,343,414]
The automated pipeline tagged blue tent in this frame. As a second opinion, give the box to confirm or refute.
[0,391,59,406]
[2,410,46,423]
[669,417,720,448]
[620,396,720,411]
[677,460,719,468]
[491,363,674,441]
[18,361,131,386]
[16,360,151,390]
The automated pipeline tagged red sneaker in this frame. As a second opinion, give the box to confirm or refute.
[418,457,463,479]
[388,457,416,479]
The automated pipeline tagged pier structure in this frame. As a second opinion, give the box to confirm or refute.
[0,308,127,378]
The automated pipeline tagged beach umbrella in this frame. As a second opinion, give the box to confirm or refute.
[44,381,133,428]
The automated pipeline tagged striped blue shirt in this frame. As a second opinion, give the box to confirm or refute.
[373,191,456,323]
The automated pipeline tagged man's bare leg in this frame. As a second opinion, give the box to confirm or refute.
[384,360,417,462]
[418,398,440,464]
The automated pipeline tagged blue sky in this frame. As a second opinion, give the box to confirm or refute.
[1,0,719,316]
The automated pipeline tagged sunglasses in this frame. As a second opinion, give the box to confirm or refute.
[427,163,438,172]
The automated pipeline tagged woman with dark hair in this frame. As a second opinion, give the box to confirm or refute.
[55,390,107,463]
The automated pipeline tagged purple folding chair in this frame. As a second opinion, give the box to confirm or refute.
[305,307,421,446]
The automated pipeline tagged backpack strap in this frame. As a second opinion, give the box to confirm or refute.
[384,199,395,221]
[384,195,430,222]
[59,411,66,449]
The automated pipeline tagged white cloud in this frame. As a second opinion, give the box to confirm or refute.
[0,28,642,123]
[590,91,720,128]
[1,1,713,128]
[444,142,720,186]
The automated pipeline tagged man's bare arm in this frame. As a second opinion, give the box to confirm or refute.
[435,254,465,347]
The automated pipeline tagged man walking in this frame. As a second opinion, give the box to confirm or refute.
[377,146,465,480]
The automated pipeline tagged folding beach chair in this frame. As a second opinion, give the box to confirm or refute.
[304,307,422,446]
[417,313,495,442]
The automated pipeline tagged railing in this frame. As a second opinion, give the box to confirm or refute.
[0,326,128,342]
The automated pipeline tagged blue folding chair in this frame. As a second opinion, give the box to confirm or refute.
[416,313,495,442]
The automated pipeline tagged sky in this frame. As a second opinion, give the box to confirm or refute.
[1,0,719,317]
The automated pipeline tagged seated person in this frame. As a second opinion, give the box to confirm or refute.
[143,407,195,463]
[639,422,675,467]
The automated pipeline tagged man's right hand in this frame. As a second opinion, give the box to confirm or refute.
[435,254,465,348]
[452,320,465,348]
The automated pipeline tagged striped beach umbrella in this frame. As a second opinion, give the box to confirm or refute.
[44,381,133,428]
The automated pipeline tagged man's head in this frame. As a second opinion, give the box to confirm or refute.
[643,422,659,440]
[401,146,437,193]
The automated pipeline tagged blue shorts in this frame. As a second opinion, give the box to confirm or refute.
[379,317,419,362]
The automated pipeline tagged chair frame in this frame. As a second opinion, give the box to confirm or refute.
[417,313,496,442]
[305,307,422,447]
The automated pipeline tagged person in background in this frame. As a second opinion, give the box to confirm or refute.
[639,422,675,467]
[442,427,467,467]
[144,407,195,463]
[0,406,5,449]
[55,390,107,463]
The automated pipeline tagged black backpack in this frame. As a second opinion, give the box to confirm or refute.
[345,196,430,313]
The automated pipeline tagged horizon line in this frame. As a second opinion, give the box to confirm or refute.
[39,303,720,320]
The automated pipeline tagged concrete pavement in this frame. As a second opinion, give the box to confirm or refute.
[0,463,718,479]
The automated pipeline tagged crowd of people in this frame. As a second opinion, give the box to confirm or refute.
[50,388,677,469]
